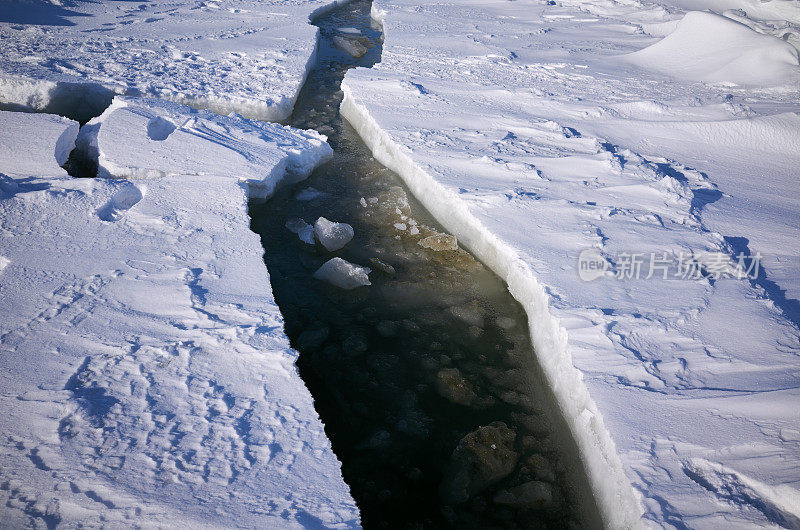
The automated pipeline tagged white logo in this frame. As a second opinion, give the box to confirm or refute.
[578,248,609,281]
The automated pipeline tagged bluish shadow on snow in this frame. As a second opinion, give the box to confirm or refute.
[64,357,120,427]
[724,236,800,330]
[0,2,91,26]
[146,116,177,141]
[0,80,116,125]
[96,182,144,222]
[0,174,51,199]
[652,162,723,214]
[683,462,800,529]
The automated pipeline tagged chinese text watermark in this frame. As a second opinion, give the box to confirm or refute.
[578,249,761,282]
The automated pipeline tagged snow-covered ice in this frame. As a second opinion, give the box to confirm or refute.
[0,110,78,177]
[2,0,800,526]
[0,100,357,526]
[314,216,355,251]
[80,96,332,199]
[342,0,800,527]
[0,0,350,122]
[313,257,371,289]
[624,11,800,86]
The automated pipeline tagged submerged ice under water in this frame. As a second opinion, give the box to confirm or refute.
[249,1,601,528]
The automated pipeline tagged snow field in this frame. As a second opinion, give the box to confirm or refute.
[2,0,799,526]
[0,0,350,123]
[341,85,643,529]
[341,0,800,527]
[0,1,370,521]
[0,102,358,526]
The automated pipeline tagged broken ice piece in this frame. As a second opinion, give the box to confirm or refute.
[369,257,396,277]
[313,257,371,289]
[295,187,326,201]
[418,233,458,251]
[314,217,355,251]
[333,35,369,58]
[285,217,315,244]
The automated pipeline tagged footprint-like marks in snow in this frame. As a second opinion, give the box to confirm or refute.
[59,341,269,487]
[97,182,144,222]
[683,458,800,529]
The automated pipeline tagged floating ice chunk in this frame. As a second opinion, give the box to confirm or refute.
[285,217,315,245]
[0,256,10,275]
[369,257,396,277]
[295,187,327,201]
[314,217,355,251]
[313,258,371,289]
[418,233,458,251]
[333,35,369,58]
[337,27,362,35]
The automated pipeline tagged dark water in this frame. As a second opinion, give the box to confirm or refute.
[249,1,602,528]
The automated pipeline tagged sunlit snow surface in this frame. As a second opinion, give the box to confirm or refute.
[0,0,341,122]
[342,0,800,528]
[0,108,357,528]
[1,0,799,528]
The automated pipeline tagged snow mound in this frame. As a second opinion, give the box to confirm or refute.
[665,0,800,51]
[624,11,800,86]
[313,257,371,289]
[80,97,332,200]
[96,182,146,222]
[314,217,355,251]
[0,110,78,177]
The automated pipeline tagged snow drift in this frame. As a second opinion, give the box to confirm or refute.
[624,11,800,86]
